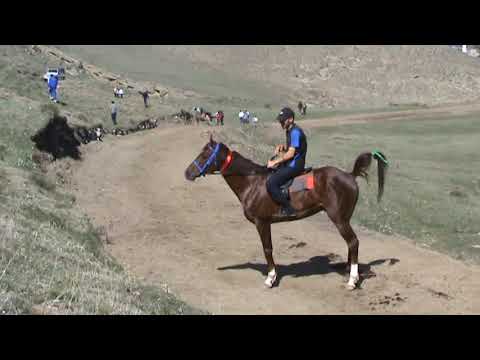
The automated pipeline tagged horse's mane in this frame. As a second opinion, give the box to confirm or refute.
[219,142,270,176]
[232,151,270,175]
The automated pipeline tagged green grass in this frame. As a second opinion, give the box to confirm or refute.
[304,115,480,263]
[0,46,47,102]
[0,96,41,170]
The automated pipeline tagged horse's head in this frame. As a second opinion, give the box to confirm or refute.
[184,134,231,181]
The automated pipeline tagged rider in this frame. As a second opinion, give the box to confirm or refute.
[266,107,307,217]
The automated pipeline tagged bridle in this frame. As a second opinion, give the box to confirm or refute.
[193,143,234,177]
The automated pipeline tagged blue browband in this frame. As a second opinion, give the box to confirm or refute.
[193,143,221,177]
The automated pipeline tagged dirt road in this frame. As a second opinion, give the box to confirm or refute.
[69,108,480,314]
[300,101,480,129]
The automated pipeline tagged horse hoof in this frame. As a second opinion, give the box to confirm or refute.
[346,283,357,291]
[346,276,359,291]
[264,272,277,288]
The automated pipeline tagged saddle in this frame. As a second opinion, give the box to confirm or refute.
[280,167,314,199]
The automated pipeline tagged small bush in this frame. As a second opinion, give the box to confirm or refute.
[30,115,81,160]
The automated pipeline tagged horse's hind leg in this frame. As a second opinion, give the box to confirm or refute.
[326,207,360,290]
[334,221,360,290]
[255,220,277,288]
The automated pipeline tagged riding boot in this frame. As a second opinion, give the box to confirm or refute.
[279,194,296,217]
[280,203,296,217]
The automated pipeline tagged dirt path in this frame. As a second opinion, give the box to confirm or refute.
[69,108,480,314]
[298,101,480,129]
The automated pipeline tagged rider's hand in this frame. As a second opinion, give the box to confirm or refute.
[267,160,278,169]
[275,144,285,155]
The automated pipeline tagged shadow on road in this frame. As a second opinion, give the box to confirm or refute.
[218,255,400,287]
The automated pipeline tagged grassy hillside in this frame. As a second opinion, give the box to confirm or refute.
[0,45,203,314]
[55,45,286,106]
[306,115,480,263]
[56,45,480,110]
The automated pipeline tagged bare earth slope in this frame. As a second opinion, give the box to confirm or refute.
[68,110,480,314]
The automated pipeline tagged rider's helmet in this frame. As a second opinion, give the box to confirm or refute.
[276,107,295,128]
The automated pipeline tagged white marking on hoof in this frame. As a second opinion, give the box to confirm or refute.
[346,264,359,290]
[346,276,359,290]
[264,269,277,288]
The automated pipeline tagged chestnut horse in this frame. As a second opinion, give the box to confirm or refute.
[184,136,388,290]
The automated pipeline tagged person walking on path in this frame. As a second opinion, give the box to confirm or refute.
[111,101,118,125]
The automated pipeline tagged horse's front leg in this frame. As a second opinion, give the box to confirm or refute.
[255,220,277,288]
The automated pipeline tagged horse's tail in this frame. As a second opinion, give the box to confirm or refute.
[351,150,388,202]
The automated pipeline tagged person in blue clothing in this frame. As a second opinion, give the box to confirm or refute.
[266,107,308,217]
[47,74,59,103]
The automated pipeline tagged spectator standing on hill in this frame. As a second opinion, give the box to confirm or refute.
[48,74,59,103]
[238,110,245,124]
[111,101,118,125]
[140,90,150,108]
[216,111,224,126]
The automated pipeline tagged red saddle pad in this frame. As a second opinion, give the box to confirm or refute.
[289,173,315,193]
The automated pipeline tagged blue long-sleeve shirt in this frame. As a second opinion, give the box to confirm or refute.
[48,75,58,89]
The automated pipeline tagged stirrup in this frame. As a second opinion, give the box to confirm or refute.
[280,205,296,217]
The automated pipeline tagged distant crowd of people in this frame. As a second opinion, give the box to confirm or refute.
[238,110,258,125]
[44,72,306,131]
